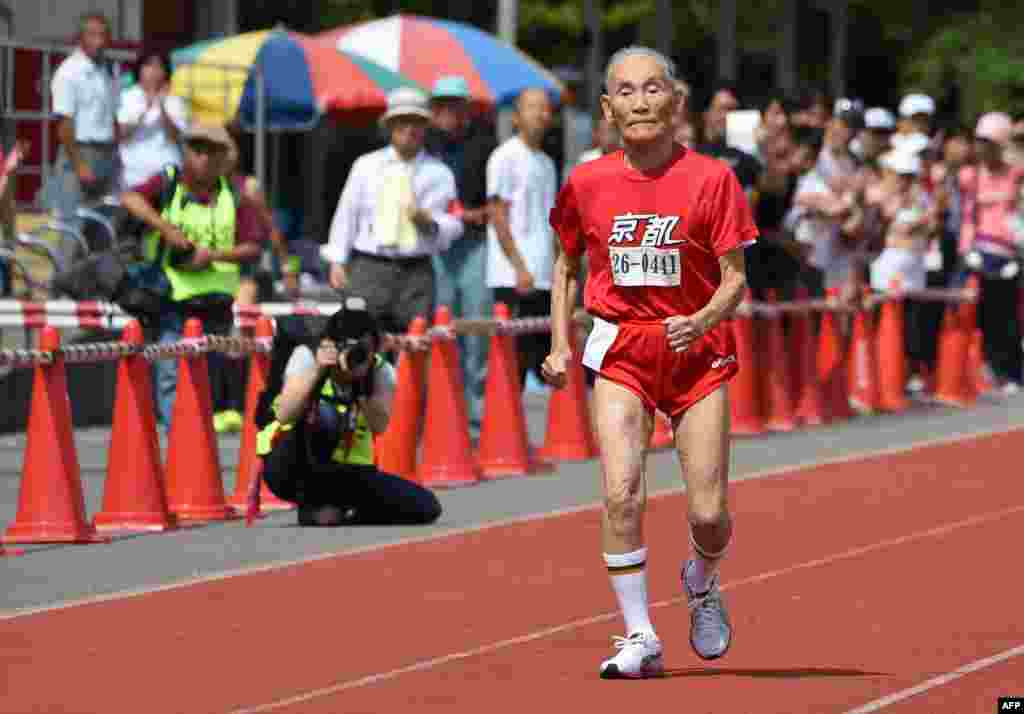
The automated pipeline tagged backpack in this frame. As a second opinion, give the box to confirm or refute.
[51,165,241,325]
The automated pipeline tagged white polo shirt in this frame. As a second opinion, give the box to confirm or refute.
[322,146,463,264]
[486,135,557,290]
[117,85,189,189]
[51,49,118,143]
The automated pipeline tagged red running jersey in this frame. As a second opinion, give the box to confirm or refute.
[551,146,758,323]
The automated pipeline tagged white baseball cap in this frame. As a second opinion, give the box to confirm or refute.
[864,107,896,131]
[975,112,1014,145]
[899,93,935,118]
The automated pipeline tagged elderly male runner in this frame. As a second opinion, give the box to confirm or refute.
[543,46,757,678]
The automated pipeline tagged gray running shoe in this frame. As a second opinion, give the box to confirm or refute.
[682,560,732,660]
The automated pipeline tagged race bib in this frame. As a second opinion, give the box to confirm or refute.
[610,246,681,287]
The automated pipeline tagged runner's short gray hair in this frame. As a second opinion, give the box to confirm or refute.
[604,46,678,93]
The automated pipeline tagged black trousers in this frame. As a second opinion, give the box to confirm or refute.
[493,288,552,389]
[261,427,442,526]
[977,273,1023,383]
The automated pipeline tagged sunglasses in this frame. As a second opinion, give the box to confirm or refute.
[186,140,225,155]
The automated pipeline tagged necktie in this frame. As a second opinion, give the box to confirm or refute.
[374,161,419,250]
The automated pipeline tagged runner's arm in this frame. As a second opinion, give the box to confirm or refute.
[694,248,747,334]
[550,243,581,355]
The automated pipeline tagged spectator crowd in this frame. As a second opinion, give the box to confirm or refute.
[4,12,1024,433]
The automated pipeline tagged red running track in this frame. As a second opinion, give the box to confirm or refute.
[2,430,1023,714]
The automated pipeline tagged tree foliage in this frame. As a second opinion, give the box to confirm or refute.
[903,6,1024,122]
[251,0,1022,120]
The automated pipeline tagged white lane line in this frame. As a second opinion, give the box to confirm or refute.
[843,644,1024,713]
[226,503,1024,714]
[1,424,1020,622]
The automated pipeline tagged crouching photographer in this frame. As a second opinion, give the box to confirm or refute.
[254,298,441,527]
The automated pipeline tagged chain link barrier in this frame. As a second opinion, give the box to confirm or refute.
[0,288,978,371]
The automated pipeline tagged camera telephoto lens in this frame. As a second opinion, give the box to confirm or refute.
[345,343,369,370]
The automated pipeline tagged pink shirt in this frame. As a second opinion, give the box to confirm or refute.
[958,164,1024,255]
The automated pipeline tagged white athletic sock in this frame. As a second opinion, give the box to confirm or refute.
[605,548,654,636]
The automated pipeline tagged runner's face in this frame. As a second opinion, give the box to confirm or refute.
[602,55,678,148]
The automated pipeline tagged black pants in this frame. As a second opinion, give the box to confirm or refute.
[493,288,552,389]
[205,313,245,415]
[261,427,442,526]
[903,298,935,369]
[977,273,1023,383]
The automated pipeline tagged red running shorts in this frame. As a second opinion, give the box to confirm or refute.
[581,316,739,419]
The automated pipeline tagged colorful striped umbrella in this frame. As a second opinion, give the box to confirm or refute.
[317,15,565,108]
[170,28,425,130]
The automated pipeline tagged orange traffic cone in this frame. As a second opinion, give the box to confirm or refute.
[875,282,909,412]
[957,277,992,399]
[649,412,674,450]
[817,290,854,421]
[933,303,973,407]
[478,303,539,478]
[933,302,974,408]
[763,290,796,431]
[3,326,106,544]
[792,295,826,427]
[847,304,880,415]
[229,317,293,516]
[967,328,994,397]
[376,317,428,481]
[164,319,238,522]
[537,329,598,463]
[416,306,480,488]
[729,293,764,435]
[93,320,177,533]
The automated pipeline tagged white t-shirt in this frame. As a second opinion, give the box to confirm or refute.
[284,345,397,413]
[787,169,854,288]
[51,50,118,143]
[486,136,558,290]
[117,86,189,190]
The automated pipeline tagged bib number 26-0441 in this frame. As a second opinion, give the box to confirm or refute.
[610,246,681,287]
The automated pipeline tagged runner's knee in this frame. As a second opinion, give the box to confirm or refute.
[687,490,729,531]
[604,477,644,535]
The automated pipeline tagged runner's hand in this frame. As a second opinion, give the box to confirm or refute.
[541,349,572,388]
[664,315,705,352]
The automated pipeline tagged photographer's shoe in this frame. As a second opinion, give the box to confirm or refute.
[298,505,347,526]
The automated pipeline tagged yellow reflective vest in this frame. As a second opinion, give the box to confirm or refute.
[256,363,380,467]
[143,167,240,302]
